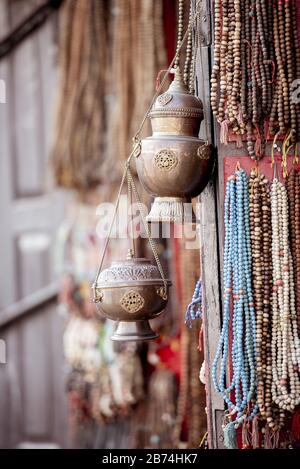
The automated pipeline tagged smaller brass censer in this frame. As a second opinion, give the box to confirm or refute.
[92,167,171,341]
[135,68,213,223]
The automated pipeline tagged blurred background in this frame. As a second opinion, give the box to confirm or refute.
[0,0,206,448]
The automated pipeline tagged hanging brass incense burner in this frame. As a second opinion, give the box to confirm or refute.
[92,167,171,342]
[135,69,212,223]
[93,250,171,341]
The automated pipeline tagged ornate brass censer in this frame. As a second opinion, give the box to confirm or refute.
[92,167,171,341]
[93,249,171,341]
[135,69,212,223]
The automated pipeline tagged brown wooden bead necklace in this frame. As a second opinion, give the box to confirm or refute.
[273,2,289,135]
[249,169,284,435]
[218,0,229,124]
[211,0,275,159]
[211,0,221,118]
[270,0,300,152]
[249,170,271,420]
[175,0,197,94]
[291,0,300,81]
[184,1,193,88]
[247,168,300,443]
[211,0,300,160]
[174,0,184,70]
[291,0,300,139]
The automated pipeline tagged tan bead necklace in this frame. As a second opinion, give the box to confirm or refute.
[287,170,300,335]
[270,177,300,414]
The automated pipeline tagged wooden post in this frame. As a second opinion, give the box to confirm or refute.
[194,0,226,448]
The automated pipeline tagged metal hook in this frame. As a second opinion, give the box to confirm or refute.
[252,160,259,176]
[273,159,279,181]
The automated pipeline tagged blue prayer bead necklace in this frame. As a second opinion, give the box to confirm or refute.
[212,168,258,442]
[185,279,203,328]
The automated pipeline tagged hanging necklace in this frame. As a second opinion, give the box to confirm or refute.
[249,168,282,435]
[291,0,300,142]
[287,169,300,335]
[174,0,184,70]
[185,279,203,328]
[210,0,221,119]
[177,0,196,94]
[213,167,258,438]
[249,169,270,420]
[270,0,300,149]
[211,0,273,159]
[217,0,228,125]
[273,1,288,135]
[270,176,300,415]
[211,0,300,160]
[183,1,193,87]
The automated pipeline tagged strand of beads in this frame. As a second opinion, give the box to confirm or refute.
[273,1,287,135]
[249,170,267,418]
[284,0,297,142]
[270,177,300,415]
[287,170,300,335]
[175,0,196,93]
[249,169,283,434]
[217,0,229,124]
[185,279,203,328]
[210,0,221,117]
[227,0,240,132]
[174,0,184,69]
[291,0,300,138]
[269,0,300,149]
[213,168,258,437]
[183,0,193,88]
[210,1,300,160]
[211,1,276,159]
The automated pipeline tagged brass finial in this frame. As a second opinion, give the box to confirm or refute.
[168,67,189,94]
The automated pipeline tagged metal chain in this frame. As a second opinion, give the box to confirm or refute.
[127,168,168,298]
[127,171,136,257]
[93,166,128,286]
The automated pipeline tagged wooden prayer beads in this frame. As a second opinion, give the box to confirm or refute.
[287,170,300,335]
[211,0,300,160]
[175,0,196,94]
[267,0,300,144]
[249,170,283,433]
[215,166,300,448]
[249,170,272,421]
[270,178,300,413]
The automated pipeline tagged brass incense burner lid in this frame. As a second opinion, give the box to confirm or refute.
[149,69,203,121]
[97,258,162,288]
[96,252,169,288]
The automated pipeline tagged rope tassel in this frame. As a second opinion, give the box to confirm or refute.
[223,422,238,450]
